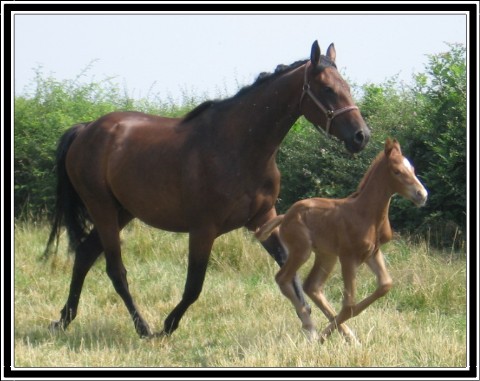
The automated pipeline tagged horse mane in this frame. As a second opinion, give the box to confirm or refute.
[233,59,308,98]
[180,57,335,124]
[182,100,217,123]
[349,150,386,198]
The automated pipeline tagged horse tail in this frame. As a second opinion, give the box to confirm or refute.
[255,215,285,242]
[43,123,91,258]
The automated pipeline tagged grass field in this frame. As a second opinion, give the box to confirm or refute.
[13,221,467,368]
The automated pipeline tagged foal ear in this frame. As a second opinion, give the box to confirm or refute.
[384,138,395,155]
[385,138,401,156]
[326,43,336,63]
[310,40,321,66]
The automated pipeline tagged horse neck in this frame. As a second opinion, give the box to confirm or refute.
[220,65,305,164]
[350,154,394,224]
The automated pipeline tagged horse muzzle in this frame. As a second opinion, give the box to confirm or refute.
[344,128,370,153]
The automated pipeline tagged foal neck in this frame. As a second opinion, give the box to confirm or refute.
[350,153,394,223]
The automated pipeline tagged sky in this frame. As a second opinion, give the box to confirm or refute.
[13,12,467,103]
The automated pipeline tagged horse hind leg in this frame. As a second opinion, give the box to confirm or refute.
[50,210,134,333]
[94,210,152,338]
[50,228,103,332]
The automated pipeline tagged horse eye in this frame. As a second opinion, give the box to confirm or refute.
[323,86,334,94]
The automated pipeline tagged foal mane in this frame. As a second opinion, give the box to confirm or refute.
[349,150,387,198]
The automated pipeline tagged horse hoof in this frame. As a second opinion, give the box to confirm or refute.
[137,328,153,339]
[48,320,64,333]
[145,331,169,340]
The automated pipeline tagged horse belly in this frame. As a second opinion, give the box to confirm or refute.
[108,162,189,231]
[110,172,189,232]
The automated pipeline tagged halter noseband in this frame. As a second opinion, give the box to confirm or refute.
[300,62,359,138]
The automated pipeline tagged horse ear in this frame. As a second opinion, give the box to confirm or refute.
[326,43,336,63]
[310,40,321,66]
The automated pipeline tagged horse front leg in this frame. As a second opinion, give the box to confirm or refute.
[158,227,217,337]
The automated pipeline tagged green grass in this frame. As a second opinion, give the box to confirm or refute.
[13,221,467,368]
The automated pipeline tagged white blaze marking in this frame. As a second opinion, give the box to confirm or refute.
[403,157,413,173]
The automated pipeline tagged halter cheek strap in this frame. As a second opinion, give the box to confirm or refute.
[300,62,359,138]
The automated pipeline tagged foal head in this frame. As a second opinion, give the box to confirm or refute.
[385,138,428,207]
[300,41,370,153]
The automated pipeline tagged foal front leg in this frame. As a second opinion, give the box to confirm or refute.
[319,258,358,343]
[320,250,392,342]
[304,253,358,344]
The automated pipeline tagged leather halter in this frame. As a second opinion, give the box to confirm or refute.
[300,62,359,138]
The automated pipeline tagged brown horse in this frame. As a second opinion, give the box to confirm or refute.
[45,41,370,338]
[256,139,427,343]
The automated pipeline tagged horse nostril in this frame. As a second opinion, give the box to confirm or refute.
[354,130,365,144]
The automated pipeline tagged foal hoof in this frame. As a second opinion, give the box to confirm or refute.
[308,331,319,341]
[344,333,361,346]
[302,328,319,342]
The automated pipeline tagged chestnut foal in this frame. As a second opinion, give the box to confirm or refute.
[256,138,428,343]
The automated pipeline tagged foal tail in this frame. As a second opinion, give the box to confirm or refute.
[43,123,91,258]
[255,215,285,242]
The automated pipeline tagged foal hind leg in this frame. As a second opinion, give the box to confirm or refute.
[260,229,311,315]
[50,211,133,333]
[303,252,358,344]
[275,238,316,338]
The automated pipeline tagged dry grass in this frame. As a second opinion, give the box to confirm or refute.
[13,221,467,369]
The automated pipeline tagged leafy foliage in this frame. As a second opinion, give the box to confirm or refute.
[278,43,467,248]
[14,44,467,248]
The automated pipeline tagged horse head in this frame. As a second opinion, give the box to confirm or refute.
[300,41,370,153]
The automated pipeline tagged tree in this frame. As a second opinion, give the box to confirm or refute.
[407,43,467,245]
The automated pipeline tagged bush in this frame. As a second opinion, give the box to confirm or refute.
[14,44,466,249]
